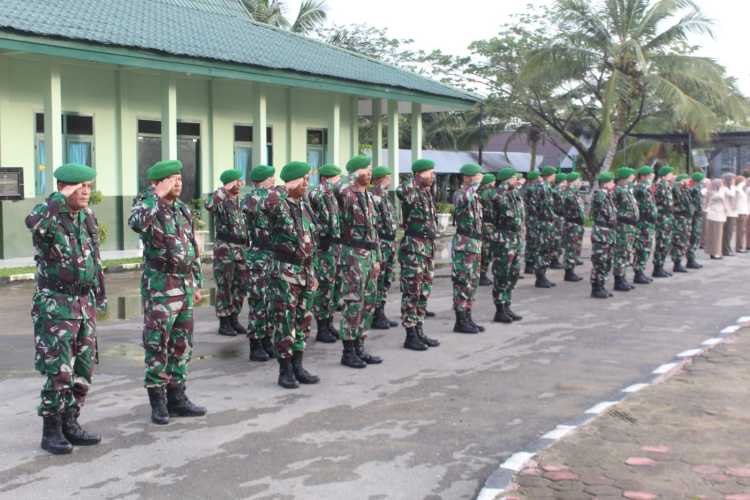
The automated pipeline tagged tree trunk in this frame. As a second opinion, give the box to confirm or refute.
[600,132,623,172]
[529,140,538,172]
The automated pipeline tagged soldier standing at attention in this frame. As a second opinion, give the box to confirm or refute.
[612,167,639,292]
[243,165,277,362]
[337,155,383,367]
[27,163,105,455]
[653,166,676,278]
[397,159,441,351]
[531,165,559,288]
[671,174,693,273]
[478,173,496,286]
[686,172,705,269]
[371,166,400,330]
[205,169,248,337]
[523,170,540,275]
[513,172,528,280]
[590,171,618,299]
[632,166,657,284]
[129,160,206,425]
[266,162,320,389]
[451,163,484,334]
[309,164,343,343]
[562,172,585,282]
[549,172,567,270]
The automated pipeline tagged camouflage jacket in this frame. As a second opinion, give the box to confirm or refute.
[689,185,703,217]
[654,179,674,216]
[265,187,317,287]
[614,184,640,226]
[479,184,496,238]
[551,185,566,217]
[562,187,585,225]
[492,183,523,243]
[337,184,381,259]
[243,186,274,255]
[371,184,397,242]
[512,187,527,227]
[26,192,106,317]
[528,182,557,222]
[205,186,248,245]
[633,181,658,224]
[452,183,483,253]
[591,189,618,228]
[397,178,438,257]
[309,180,342,250]
[672,184,693,217]
[129,187,203,294]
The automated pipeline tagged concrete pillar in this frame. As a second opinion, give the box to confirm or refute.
[253,85,268,167]
[208,80,219,191]
[372,98,383,168]
[350,96,359,157]
[411,102,423,166]
[329,96,341,166]
[45,65,63,191]
[285,88,293,166]
[114,70,128,249]
[161,77,177,160]
[388,99,400,190]
[0,57,10,189]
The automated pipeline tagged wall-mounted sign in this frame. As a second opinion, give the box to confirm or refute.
[0,168,25,200]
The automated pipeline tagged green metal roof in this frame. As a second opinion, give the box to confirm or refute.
[0,0,479,106]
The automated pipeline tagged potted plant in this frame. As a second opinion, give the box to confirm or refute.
[436,202,454,234]
[190,198,210,255]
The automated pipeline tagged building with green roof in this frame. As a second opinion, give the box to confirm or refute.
[0,0,479,258]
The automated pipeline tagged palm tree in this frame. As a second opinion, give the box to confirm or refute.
[503,122,545,172]
[240,0,327,34]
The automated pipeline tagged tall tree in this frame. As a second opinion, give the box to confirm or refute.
[240,0,327,34]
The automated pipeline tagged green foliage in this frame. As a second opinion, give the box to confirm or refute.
[240,0,327,34]
[190,198,207,230]
[88,190,108,244]
[436,202,454,215]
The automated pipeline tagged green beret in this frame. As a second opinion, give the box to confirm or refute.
[147,160,183,181]
[460,163,482,176]
[346,155,371,173]
[541,165,557,177]
[675,174,689,182]
[481,173,496,185]
[220,169,242,185]
[280,161,311,183]
[616,167,635,180]
[658,166,673,177]
[597,171,614,184]
[527,171,540,181]
[555,173,567,183]
[319,164,342,178]
[372,166,392,179]
[692,172,705,182]
[496,167,515,182]
[568,172,581,182]
[412,159,435,173]
[54,163,96,183]
[637,165,654,176]
[250,164,275,182]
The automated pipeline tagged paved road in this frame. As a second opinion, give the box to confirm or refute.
[1,252,749,500]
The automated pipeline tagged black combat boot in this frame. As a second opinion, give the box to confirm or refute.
[261,337,276,359]
[591,284,609,299]
[535,268,556,288]
[371,306,391,330]
[218,316,237,337]
[328,318,340,337]
[479,272,492,286]
[166,383,206,417]
[564,268,582,282]
[673,260,688,273]
[277,357,299,389]
[291,350,320,383]
[403,327,428,351]
[549,257,564,269]
[467,310,485,331]
[249,338,270,362]
[417,323,440,347]
[62,407,101,446]
[41,414,73,455]
[614,275,631,292]
[147,387,169,425]
[453,310,479,334]
[230,314,247,336]
[652,264,670,278]
[355,339,383,364]
[524,264,534,274]
[633,270,651,284]
[505,303,523,321]
[686,257,703,269]
[341,340,367,368]
[493,303,513,323]
[315,318,338,343]
[425,310,436,318]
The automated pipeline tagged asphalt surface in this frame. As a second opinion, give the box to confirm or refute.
[1,249,749,500]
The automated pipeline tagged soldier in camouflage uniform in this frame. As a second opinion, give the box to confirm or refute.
[549,172,567,270]
[670,174,693,273]
[523,171,540,274]
[528,166,559,288]
[562,172,585,282]
[371,166,400,329]
[205,169,249,337]
[336,155,383,367]
[612,167,639,292]
[632,166,657,284]
[490,168,525,323]
[451,164,484,334]
[686,172,705,269]
[590,171,618,299]
[27,163,105,455]
[265,162,320,389]
[478,173,496,286]
[242,165,277,362]
[397,159,440,351]
[129,160,206,425]
[309,164,343,343]
[652,166,676,278]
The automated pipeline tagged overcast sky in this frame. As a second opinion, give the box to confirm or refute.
[287,0,749,96]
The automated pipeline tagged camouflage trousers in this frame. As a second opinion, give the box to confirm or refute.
[633,223,655,273]
[687,214,703,261]
[270,276,313,360]
[376,238,397,305]
[531,220,555,270]
[339,247,380,341]
[491,240,521,305]
[400,250,434,328]
[451,249,481,312]
[613,224,637,277]
[314,247,340,321]
[590,226,615,286]
[142,291,194,388]
[32,295,97,417]
[671,215,691,262]
[525,219,539,270]
[563,222,584,270]
[212,241,248,318]
[653,216,674,268]
[551,217,564,260]
[247,250,274,340]
[480,234,492,275]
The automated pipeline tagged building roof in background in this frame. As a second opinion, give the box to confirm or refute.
[485,131,577,168]
[376,149,544,174]
[0,0,478,105]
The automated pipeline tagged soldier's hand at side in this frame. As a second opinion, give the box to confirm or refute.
[59,183,83,198]
[373,262,381,276]
[154,177,176,198]
[193,289,202,303]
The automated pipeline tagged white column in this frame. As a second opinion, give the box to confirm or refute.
[161,77,177,160]
[411,102,423,165]
[285,88,293,166]
[0,57,9,177]
[253,85,268,167]
[350,96,359,157]
[388,99,400,190]
[114,69,127,195]
[329,96,341,166]
[45,65,63,187]
[372,98,383,167]
[208,80,219,191]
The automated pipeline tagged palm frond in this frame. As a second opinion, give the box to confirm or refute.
[290,0,327,34]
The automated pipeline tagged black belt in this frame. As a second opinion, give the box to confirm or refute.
[38,278,93,296]
[343,239,378,251]
[146,259,191,274]
[405,227,436,240]
[457,228,481,239]
[216,232,248,245]
[319,236,342,251]
[379,233,396,242]
[273,247,305,266]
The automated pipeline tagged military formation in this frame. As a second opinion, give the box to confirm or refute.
[27,157,708,454]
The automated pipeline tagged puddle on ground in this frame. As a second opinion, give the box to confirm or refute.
[97,288,218,321]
